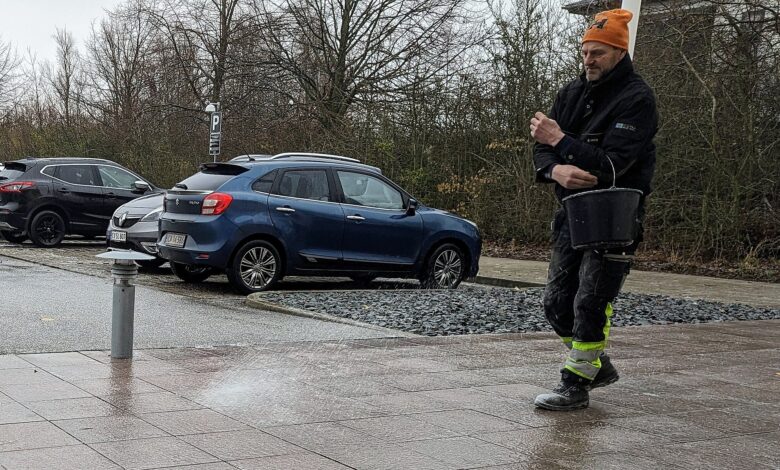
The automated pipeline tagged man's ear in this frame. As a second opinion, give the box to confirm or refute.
[619,49,627,60]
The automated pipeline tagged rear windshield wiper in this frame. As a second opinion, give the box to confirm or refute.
[173,183,188,190]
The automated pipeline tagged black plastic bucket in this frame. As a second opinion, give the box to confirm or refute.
[562,187,642,250]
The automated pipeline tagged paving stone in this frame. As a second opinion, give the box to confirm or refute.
[0,444,121,470]
[0,401,43,425]
[140,409,251,435]
[53,415,169,443]
[0,421,79,452]
[228,452,352,469]
[91,436,219,469]
[181,429,303,460]
[25,397,119,420]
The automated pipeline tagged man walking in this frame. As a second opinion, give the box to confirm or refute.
[529,8,658,411]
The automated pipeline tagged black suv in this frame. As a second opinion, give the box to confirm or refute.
[0,157,158,247]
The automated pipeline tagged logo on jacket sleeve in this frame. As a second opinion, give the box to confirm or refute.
[615,122,636,132]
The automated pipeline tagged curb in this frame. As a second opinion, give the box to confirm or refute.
[469,276,545,289]
[245,294,421,338]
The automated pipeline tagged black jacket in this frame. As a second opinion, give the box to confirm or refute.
[533,55,658,202]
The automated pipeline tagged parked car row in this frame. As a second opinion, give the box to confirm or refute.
[2,154,482,294]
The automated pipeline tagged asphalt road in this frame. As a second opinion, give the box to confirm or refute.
[0,253,394,354]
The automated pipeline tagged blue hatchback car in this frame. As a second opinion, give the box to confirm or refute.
[157,153,481,294]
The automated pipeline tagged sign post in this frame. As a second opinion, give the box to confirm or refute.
[206,102,221,162]
[621,0,642,58]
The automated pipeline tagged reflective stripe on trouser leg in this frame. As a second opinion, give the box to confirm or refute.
[563,303,613,380]
[564,343,603,380]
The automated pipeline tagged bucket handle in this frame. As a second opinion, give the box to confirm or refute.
[606,156,616,189]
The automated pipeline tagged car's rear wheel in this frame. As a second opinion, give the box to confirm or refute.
[227,240,282,294]
[170,262,213,283]
[420,243,465,289]
[1,230,27,244]
[29,211,66,247]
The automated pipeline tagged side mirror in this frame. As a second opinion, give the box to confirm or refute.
[406,198,418,216]
[132,180,151,193]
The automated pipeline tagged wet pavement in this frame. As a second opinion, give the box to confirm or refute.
[0,256,395,354]
[1,322,778,469]
[1,239,779,468]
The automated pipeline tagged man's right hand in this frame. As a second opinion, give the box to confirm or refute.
[551,165,598,189]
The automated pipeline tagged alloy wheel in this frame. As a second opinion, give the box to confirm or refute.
[31,211,65,246]
[432,249,463,288]
[239,246,277,289]
[37,216,62,243]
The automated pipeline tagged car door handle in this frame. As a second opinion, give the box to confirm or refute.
[106,192,117,197]
[57,187,69,193]
[275,206,295,213]
[347,215,365,221]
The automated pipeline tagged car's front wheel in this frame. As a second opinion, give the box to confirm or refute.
[170,262,213,283]
[420,243,466,289]
[227,240,282,294]
[1,230,27,244]
[29,210,66,247]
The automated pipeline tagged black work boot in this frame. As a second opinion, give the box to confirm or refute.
[588,353,620,390]
[534,371,590,411]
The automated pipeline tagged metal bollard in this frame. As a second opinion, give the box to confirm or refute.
[96,250,156,359]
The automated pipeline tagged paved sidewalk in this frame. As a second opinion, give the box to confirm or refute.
[1,252,779,468]
[477,257,780,308]
[1,321,778,469]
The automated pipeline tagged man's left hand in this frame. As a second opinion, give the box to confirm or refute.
[530,112,565,147]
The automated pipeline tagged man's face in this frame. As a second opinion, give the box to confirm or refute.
[581,42,626,81]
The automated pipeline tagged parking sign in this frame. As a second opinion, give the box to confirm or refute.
[210,112,222,134]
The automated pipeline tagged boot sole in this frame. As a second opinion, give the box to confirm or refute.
[587,373,619,391]
[533,398,590,411]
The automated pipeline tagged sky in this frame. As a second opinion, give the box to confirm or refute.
[1,0,125,64]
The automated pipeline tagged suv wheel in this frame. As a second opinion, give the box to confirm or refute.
[170,262,213,283]
[29,211,66,247]
[227,240,281,294]
[1,230,27,244]
[420,243,465,289]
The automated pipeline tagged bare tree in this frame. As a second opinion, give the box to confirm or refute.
[84,3,155,127]
[252,0,480,129]
[49,28,81,126]
[0,36,21,118]
[144,0,256,109]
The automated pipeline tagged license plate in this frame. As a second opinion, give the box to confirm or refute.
[110,231,127,242]
[163,232,186,248]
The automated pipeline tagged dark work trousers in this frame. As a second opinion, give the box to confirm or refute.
[543,208,638,357]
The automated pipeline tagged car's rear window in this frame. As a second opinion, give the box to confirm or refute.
[173,163,251,191]
[0,162,27,181]
[173,172,234,191]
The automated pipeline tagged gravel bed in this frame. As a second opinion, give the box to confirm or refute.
[258,285,780,336]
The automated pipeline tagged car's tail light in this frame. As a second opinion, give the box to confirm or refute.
[0,181,35,192]
[202,193,233,215]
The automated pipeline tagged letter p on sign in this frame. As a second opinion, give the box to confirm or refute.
[210,112,222,134]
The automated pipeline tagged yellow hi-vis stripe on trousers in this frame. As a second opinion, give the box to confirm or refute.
[562,302,613,380]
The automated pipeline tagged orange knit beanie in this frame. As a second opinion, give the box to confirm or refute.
[582,9,633,50]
